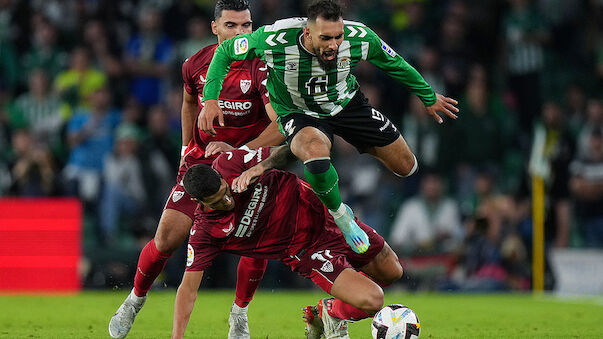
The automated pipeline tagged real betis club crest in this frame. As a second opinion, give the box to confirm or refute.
[240,79,251,94]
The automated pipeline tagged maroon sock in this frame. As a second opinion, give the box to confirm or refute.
[327,298,371,321]
[133,239,171,297]
[234,257,267,307]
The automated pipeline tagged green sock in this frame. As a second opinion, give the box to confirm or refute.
[304,163,342,211]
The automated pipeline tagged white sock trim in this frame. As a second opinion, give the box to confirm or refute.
[231,302,249,313]
[129,289,146,303]
[398,154,418,178]
[328,203,347,219]
[303,156,331,165]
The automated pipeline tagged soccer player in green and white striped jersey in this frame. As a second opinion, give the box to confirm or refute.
[200,0,459,255]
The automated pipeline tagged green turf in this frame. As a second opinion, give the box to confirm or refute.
[1,290,602,338]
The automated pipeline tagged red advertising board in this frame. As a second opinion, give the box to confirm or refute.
[0,199,82,292]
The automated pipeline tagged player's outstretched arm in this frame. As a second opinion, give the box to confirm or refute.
[172,271,204,339]
[232,145,294,193]
[425,93,459,124]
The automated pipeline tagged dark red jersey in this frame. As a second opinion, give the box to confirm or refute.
[181,44,271,168]
[187,148,344,271]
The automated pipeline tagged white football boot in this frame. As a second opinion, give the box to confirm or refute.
[318,298,350,339]
[108,289,146,338]
[303,304,324,339]
[228,302,250,339]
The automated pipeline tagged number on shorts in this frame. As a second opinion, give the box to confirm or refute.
[371,108,385,121]
[311,250,333,262]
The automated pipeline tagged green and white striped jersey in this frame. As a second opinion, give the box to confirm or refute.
[203,17,436,118]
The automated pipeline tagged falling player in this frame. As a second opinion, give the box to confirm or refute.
[172,145,404,339]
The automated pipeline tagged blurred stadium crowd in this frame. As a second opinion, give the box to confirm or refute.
[0,0,601,292]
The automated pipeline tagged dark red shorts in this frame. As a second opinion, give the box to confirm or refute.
[283,218,385,294]
[163,153,211,219]
[163,182,198,219]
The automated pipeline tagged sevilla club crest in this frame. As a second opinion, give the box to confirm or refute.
[172,190,184,203]
[240,79,252,94]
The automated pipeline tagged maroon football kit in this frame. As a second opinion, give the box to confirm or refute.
[186,148,385,293]
[165,44,271,219]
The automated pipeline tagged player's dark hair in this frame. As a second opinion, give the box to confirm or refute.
[215,0,250,20]
[307,0,343,22]
[183,164,222,200]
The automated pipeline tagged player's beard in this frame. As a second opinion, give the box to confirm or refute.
[314,47,337,70]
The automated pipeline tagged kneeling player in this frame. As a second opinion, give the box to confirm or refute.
[172,146,404,339]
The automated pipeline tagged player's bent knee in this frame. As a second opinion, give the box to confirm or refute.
[362,286,385,314]
[290,128,331,160]
[394,154,418,178]
[376,266,403,286]
[154,211,193,253]
[153,233,177,254]
[384,265,404,285]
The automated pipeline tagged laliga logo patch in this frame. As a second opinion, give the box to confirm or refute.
[234,37,249,55]
[199,74,206,84]
[380,39,396,57]
[186,244,194,266]
[337,57,351,70]
[172,190,185,203]
[240,79,251,94]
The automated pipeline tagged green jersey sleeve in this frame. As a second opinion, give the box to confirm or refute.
[202,27,267,101]
[365,27,437,106]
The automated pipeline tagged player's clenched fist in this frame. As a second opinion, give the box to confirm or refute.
[198,99,224,136]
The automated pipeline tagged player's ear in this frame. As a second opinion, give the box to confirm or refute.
[211,21,218,36]
[303,27,312,41]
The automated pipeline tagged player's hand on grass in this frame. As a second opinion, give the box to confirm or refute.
[426,93,459,124]
[198,99,224,136]
[232,164,265,193]
[205,141,234,157]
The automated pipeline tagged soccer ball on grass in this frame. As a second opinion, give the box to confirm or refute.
[371,304,420,339]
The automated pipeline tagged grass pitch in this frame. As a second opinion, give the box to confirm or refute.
[1,290,602,338]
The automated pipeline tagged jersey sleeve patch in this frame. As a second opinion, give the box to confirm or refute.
[380,39,397,57]
[234,37,249,55]
[186,244,194,266]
